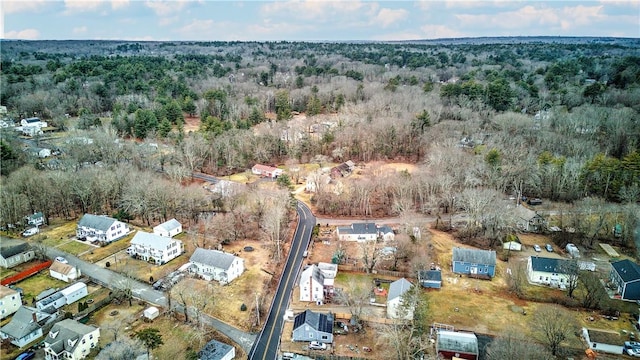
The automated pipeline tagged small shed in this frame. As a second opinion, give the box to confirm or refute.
[143,306,159,320]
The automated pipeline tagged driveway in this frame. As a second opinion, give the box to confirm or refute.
[44,246,256,353]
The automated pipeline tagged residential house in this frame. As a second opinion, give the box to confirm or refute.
[129,231,184,265]
[299,265,327,302]
[153,218,182,238]
[49,260,80,283]
[198,338,235,360]
[527,256,572,288]
[418,270,442,289]
[0,239,35,269]
[251,164,283,178]
[512,205,547,232]
[0,285,22,319]
[292,309,334,343]
[0,306,58,348]
[503,241,522,251]
[336,223,394,242]
[76,214,129,244]
[31,147,52,158]
[387,278,414,320]
[189,248,244,284]
[305,171,330,193]
[36,283,88,311]
[44,319,100,360]
[436,330,479,360]
[330,160,355,178]
[21,117,48,129]
[209,179,244,198]
[610,259,640,301]
[26,212,45,227]
[452,248,496,279]
[582,327,625,355]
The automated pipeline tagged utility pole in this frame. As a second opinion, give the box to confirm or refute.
[255,292,260,326]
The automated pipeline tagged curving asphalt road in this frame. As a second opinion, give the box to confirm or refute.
[248,201,316,360]
[44,246,256,352]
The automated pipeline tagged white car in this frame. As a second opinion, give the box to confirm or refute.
[533,244,541,252]
[55,257,68,264]
[309,341,327,350]
[22,227,39,237]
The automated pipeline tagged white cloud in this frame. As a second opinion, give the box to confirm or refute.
[599,0,640,6]
[372,8,409,28]
[2,0,49,14]
[261,0,370,22]
[177,19,214,35]
[73,26,88,34]
[419,24,466,39]
[4,28,40,40]
[111,0,129,10]
[145,0,197,16]
[64,0,104,13]
[413,1,431,11]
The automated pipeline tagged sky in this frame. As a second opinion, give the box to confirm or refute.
[1,1,639,41]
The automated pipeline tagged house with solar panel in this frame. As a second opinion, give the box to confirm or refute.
[76,214,129,244]
[189,248,244,284]
[292,309,334,343]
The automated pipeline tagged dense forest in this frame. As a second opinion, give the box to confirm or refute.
[1,38,639,247]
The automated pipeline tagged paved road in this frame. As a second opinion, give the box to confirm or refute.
[248,201,316,360]
[44,246,256,352]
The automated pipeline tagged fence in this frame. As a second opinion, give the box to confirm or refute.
[1,260,53,286]
[336,265,411,279]
[74,293,117,321]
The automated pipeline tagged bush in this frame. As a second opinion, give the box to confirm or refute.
[105,261,110,268]
[240,303,247,311]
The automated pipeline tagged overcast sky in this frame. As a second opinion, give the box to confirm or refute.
[2,1,638,41]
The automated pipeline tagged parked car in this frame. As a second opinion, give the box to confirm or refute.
[15,351,36,360]
[309,341,327,350]
[55,257,68,264]
[22,227,39,237]
[545,244,553,252]
[528,198,543,205]
[627,347,640,357]
[533,244,541,252]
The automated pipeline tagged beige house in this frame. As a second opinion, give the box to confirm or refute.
[50,260,81,283]
[44,319,100,360]
[0,286,21,320]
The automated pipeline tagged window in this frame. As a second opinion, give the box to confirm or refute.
[321,335,328,340]
[89,334,93,339]
[465,266,469,271]
[82,339,86,344]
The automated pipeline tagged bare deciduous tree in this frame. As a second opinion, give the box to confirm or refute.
[486,327,554,360]
[334,278,371,325]
[532,305,578,356]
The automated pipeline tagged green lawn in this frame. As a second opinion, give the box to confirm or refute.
[57,241,94,256]
[17,272,68,303]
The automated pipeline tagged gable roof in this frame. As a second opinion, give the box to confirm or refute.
[300,264,324,285]
[452,248,496,266]
[388,278,413,301]
[199,339,234,360]
[154,218,181,233]
[611,259,640,283]
[337,223,393,236]
[418,270,442,282]
[27,212,44,221]
[0,285,18,298]
[47,319,97,354]
[0,239,30,259]
[0,306,51,339]
[293,309,333,333]
[131,231,178,250]
[437,330,478,354]
[50,261,75,275]
[529,256,571,274]
[252,164,279,172]
[77,214,117,231]
[190,248,239,270]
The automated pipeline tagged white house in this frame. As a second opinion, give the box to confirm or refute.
[305,171,330,193]
[44,319,100,360]
[50,260,81,283]
[209,179,244,198]
[76,214,129,244]
[0,306,58,348]
[26,212,45,227]
[251,164,283,178]
[527,256,572,288]
[129,231,184,265]
[299,265,326,302]
[387,278,414,320]
[0,239,35,269]
[37,282,88,311]
[189,248,244,284]
[336,223,394,242]
[0,286,22,320]
[153,218,182,238]
[21,117,48,128]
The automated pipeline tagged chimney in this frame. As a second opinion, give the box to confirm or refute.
[32,311,38,323]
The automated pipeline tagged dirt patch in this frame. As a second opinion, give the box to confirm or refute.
[183,115,201,133]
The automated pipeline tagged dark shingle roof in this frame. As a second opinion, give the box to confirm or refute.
[0,306,50,339]
[199,339,234,360]
[77,214,117,232]
[529,256,570,274]
[612,259,640,283]
[419,270,442,282]
[337,223,393,236]
[47,319,98,354]
[452,248,496,266]
[293,309,333,334]
[0,239,30,259]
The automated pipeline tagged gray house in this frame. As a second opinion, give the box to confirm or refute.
[0,306,58,348]
[198,339,235,360]
[0,239,35,269]
[292,309,333,343]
